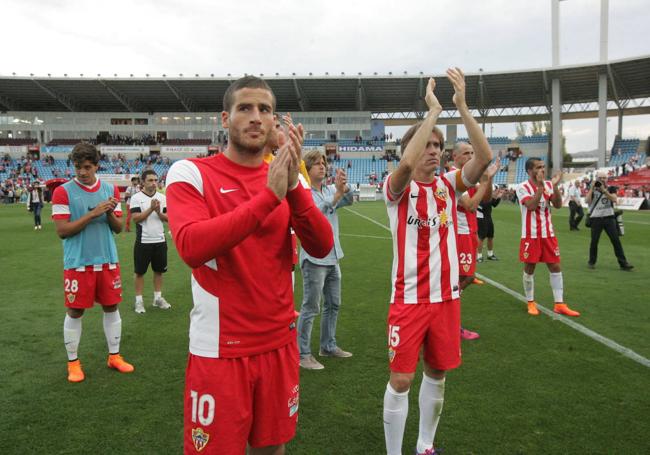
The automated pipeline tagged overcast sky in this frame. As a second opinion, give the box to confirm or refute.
[3,0,649,153]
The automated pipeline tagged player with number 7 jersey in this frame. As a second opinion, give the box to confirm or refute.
[516,158,580,317]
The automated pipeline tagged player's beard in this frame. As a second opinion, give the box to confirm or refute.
[229,125,269,155]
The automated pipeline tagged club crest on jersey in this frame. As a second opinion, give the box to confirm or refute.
[67,293,75,303]
[192,428,210,452]
[112,277,122,290]
[288,384,300,417]
[388,347,396,363]
[434,186,447,200]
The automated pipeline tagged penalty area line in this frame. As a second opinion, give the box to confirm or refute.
[345,206,650,369]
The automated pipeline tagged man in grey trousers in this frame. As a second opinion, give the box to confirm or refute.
[297,150,354,370]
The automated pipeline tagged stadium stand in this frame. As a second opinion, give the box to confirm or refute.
[47,139,97,146]
[0,138,37,145]
[161,138,211,146]
[608,138,641,166]
[518,135,549,144]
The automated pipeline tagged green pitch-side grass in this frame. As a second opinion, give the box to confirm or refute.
[1,202,648,454]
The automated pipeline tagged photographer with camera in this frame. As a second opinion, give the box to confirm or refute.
[585,178,634,271]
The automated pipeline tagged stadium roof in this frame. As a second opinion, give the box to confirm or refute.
[0,55,649,119]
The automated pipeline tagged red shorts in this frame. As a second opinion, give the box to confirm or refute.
[184,341,300,454]
[63,265,122,308]
[519,237,561,264]
[457,233,478,276]
[386,300,461,373]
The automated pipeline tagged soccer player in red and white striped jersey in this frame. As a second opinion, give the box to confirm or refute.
[451,148,500,340]
[516,158,580,317]
[382,69,493,455]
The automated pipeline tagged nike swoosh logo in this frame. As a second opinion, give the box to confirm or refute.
[220,188,238,194]
[410,194,418,198]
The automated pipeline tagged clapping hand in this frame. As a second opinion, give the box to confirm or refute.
[551,170,563,187]
[447,67,467,110]
[334,169,348,194]
[486,157,501,179]
[424,78,442,114]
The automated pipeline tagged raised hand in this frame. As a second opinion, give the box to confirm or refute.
[446,67,467,110]
[286,124,302,188]
[268,145,290,200]
[424,78,442,114]
[551,170,563,186]
[486,157,501,179]
[335,169,347,193]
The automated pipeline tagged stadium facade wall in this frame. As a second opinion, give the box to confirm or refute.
[0,111,374,144]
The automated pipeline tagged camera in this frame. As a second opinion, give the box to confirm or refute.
[594,181,602,188]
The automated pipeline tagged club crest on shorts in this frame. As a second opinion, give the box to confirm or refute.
[388,347,396,363]
[462,264,470,273]
[554,248,560,256]
[112,277,122,290]
[288,384,300,417]
[523,252,529,259]
[192,427,210,452]
[67,293,75,303]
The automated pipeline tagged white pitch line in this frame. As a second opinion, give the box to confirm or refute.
[345,207,650,369]
[341,233,392,240]
[475,273,650,369]
[343,207,392,231]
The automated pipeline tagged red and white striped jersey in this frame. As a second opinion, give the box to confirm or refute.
[456,187,478,235]
[450,166,478,235]
[516,179,556,238]
[383,170,469,304]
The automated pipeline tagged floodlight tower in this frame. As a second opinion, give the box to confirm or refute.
[551,0,609,170]
[551,0,563,174]
[597,0,609,168]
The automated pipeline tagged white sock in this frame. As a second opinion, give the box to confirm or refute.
[550,272,564,303]
[488,250,494,256]
[103,311,122,354]
[63,315,82,361]
[135,295,143,304]
[383,383,409,455]
[153,291,162,300]
[523,272,535,301]
[477,252,483,260]
[417,374,445,454]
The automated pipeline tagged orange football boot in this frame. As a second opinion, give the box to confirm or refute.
[67,359,85,383]
[553,303,580,317]
[527,301,540,316]
[472,278,485,285]
[107,354,135,373]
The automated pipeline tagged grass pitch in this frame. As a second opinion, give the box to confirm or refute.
[1,201,648,454]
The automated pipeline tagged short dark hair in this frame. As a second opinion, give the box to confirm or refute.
[71,143,100,166]
[400,122,445,156]
[141,169,158,181]
[525,157,541,172]
[223,76,276,113]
